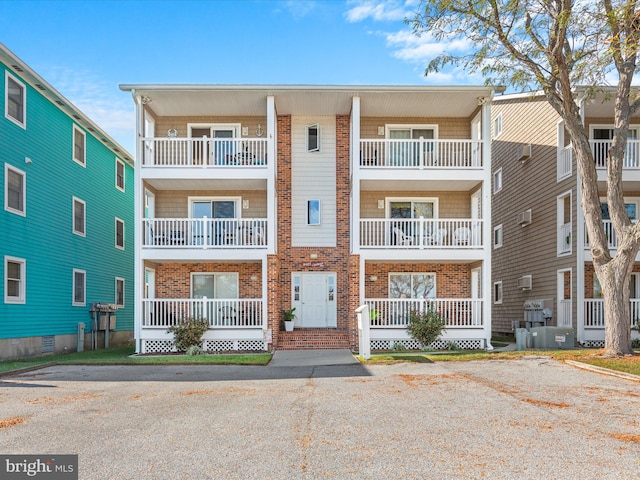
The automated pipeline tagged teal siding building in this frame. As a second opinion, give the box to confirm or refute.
[0,43,134,359]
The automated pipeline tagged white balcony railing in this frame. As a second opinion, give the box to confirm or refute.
[360,218,483,249]
[365,298,483,328]
[143,218,267,248]
[584,298,640,328]
[360,139,483,168]
[142,298,264,328]
[559,140,640,171]
[142,137,268,167]
[558,222,572,254]
[558,145,572,178]
[583,220,620,250]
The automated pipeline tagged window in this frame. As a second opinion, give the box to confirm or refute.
[389,273,436,299]
[493,168,503,193]
[5,256,26,303]
[493,281,503,304]
[5,164,25,216]
[115,277,125,307]
[73,197,86,236]
[115,218,124,249]
[558,192,572,256]
[493,224,503,249]
[73,125,86,166]
[493,113,502,138]
[5,71,26,128]
[73,269,86,306]
[115,158,125,191]
[306,124,320,152]
[307,199,321,225]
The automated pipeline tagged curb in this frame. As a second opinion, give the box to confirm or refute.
[564,359,640,383]
[0,362,56,379]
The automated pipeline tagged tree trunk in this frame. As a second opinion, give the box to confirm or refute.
[595,262,634,356]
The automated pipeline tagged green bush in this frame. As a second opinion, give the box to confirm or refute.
[167,317,209,352]
[406,309,446,348]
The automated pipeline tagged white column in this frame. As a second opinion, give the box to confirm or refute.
[132,91,144,353]
[481,96,493,350]
[266,95,276,255]
[351,96,361,253]
[576,97,586,344]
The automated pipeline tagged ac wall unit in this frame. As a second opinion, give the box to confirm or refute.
[518,143,532,161]
[517,275,532,290]
[517,209,532,226]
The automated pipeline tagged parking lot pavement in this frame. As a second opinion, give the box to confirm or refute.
[0,357,638,479]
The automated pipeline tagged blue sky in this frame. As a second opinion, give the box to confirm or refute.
[0,0,479,154]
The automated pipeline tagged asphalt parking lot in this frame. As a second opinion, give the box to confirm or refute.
[0,353,639,479]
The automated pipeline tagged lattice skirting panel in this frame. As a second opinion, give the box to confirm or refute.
[142,339,267,354]
[580,340,605,348]
[371,338,484,351]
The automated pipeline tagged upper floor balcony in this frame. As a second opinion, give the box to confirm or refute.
[142,137,268,168]
[559,140,640,183]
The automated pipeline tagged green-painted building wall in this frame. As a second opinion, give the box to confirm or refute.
[0,61,134,342]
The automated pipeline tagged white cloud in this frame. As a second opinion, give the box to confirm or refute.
[345,0,417,23]
[41,66,135,153]
[386,30,472,63]
[280,0,317,19]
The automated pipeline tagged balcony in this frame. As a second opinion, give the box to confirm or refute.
[143,218,267,249]
[360,218,483,249]
[583,298,640,328]
[365,298,484,328]
[360,139,483,169]
[142,298,265,329]
[559,140,640,173]
[142,137,268,168]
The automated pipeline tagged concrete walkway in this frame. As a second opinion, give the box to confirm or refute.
[269,349,359,367]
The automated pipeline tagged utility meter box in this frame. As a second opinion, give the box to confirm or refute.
[530,327,574,350]
[99,315,116,331]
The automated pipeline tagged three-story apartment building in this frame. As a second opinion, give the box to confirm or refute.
[119,84,497,353]
[491,90,640,347]
[1,43,134,359]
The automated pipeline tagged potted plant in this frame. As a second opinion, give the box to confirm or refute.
[283,307,296,332]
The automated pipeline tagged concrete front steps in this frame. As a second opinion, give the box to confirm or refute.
[276,328,352,350]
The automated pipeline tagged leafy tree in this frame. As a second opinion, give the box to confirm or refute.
[409,0,640,356]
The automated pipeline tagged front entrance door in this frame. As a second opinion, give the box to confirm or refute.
[292,273,337,328]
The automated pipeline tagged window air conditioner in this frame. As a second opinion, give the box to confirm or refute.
[519,143,532,161]
[517,209,532,226]
[517,275,532,290]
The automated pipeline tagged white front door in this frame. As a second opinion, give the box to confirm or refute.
[292,273,337,328]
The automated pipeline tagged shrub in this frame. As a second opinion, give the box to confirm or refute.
[167,317,209,352]
[186,345,204,356]
[406,309,446,349]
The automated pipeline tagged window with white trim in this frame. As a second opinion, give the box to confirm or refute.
[73,197,86,236]
[557,192,572,256]
[5,71,26,128]
[389,273,436,299]
[5,256,26,303]
[73,125,86,166]
[493,113,502,138]
[115,218,124,249]
[73,269,86,306]
[493,224,503,249]
[307,199,321,225]
[115,158,125,191]
[115,277,125,307]
[306,124,320,152]
[493,168,503,193]
[5,163,25,216]
[493,281,503,304]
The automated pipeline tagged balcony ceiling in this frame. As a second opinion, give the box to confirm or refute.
[119,84,496,118]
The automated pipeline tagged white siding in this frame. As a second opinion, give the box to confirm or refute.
[291,116,336,247]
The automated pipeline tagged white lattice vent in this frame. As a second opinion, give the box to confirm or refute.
[370,338,484,351]
[582,340,605,348]
[238,340,267,351]
[204,340,235,352]
[144,340,175,354]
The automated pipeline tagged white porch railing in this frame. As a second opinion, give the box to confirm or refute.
[558,145,572,178]
[360,218,483,248]
[583,220,619,250]
[559,141,640,170]
[142,137,268,167]
[143,218,267,248]
[558,222,572,254]
[584,298,640,328]
[365,298,483,328]
[142,298,264,328]
[360,139,483,168]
